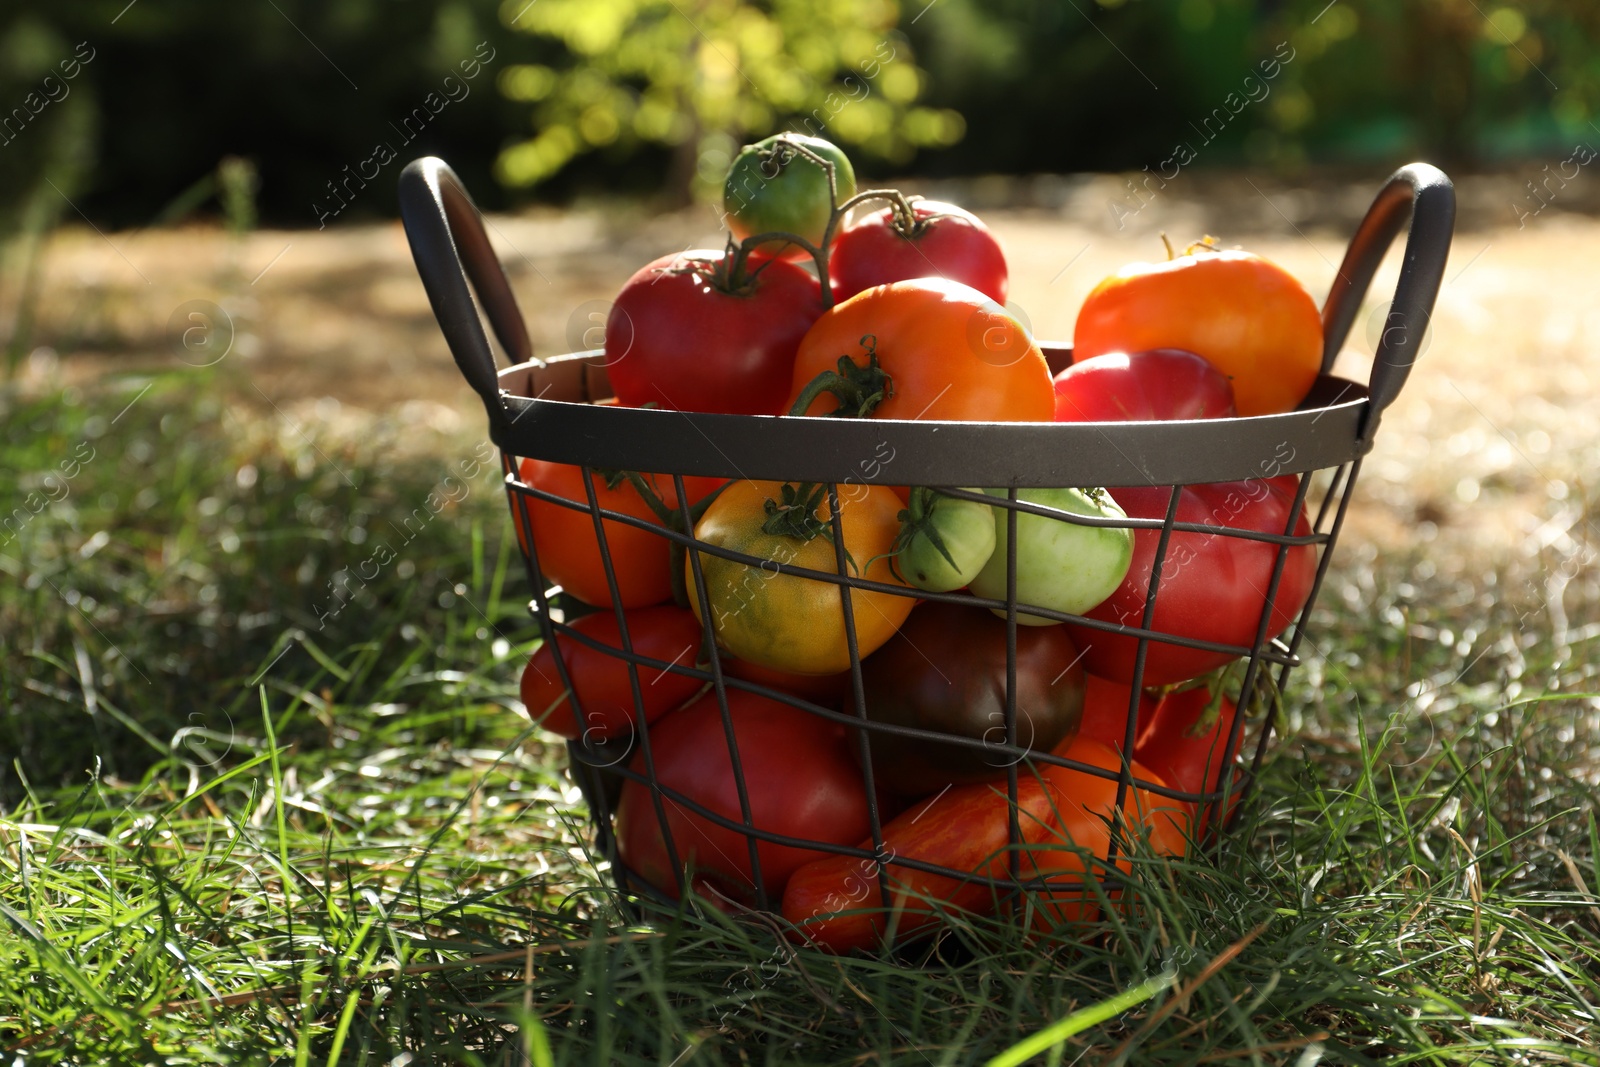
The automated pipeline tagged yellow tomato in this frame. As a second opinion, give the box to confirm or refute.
[687,480,913,675]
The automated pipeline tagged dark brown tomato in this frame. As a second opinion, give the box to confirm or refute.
[859,601,1086,796]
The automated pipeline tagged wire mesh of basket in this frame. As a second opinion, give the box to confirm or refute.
[398,156,1455,924]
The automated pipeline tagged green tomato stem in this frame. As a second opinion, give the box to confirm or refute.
[786,336,892,418]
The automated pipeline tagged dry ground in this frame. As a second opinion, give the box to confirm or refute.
[6,169,1596,583]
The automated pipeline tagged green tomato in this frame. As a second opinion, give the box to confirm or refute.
[969,487,1133,626]
[723,134,856,252]
[895,488,996,593]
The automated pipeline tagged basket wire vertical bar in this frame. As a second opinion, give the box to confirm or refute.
[678,475,770,910]
[500,453,623,876]
[1003,489,1023,891]
[1238,455,1368,830]
[1212,468,1318,839]
[575,466,688,900]
[825,483,894,917]
[1107,485,1185,874]
[1309,463,1352,536]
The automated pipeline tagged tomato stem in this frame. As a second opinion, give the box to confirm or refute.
[873,487,962,576]
[760,482,860,572]
[760,481,829,541]
[786,335,893,418]
[617,471,679,527]
[728,136,934,311]
[728,228,833,308]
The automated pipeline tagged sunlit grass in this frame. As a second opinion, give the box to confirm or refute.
[3,374,1598,1064]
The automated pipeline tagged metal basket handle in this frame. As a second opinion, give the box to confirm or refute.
[1320,162,1456,436]
[398,156,532,429]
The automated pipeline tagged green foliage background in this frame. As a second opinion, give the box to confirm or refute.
[0,0,1595,227]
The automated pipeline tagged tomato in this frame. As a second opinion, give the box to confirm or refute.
[782,776,1059,953]
[723,134,856,256]
[969,487,1133,625]
[1023,736,1188,929]
[830,199,1008,305]
[688,480,913,675]
[513,463,718,609]
[1076,673,1155,752]
[605,248,823,416]
[613,690,870,907]
[1053,348,1237,423]
[520,606,706,741]
[891,487,995,593]
[1134,685,1242,838]
[859,601,1085,795]
[787,278,1053,422]
[1064,477,1316,687]
[720,655,851,704]
[1073,244,1323,417]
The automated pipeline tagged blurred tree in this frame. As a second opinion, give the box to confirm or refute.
[494,0,965,201]
[1,0,1600,229]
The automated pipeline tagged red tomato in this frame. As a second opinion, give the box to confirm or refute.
[1064,477,1316,687]
[1076,673,1155,752]
[782,776,1059,953]
[520,606,706,741]
[1024,736,1187,929]
[512,462,720,609]
[787,278,1053,422]
[1053,349,1237,423]
[606,249,823,416]
[829,199,1009,305]
[1073,245,1323,417]
[613,690,870,908]
[1134,686,1242,838]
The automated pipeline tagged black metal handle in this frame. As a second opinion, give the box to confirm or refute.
[398,156,532,427]
[1319,162,1455,432]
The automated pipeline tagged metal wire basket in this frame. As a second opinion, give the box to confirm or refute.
[399,156,1455,927]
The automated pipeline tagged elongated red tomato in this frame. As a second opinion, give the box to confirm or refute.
[1053,349,1236,423]
[1064,476,1316,687]
[1134,686,1242,838]
[520,606,706,741]
[606,249,823,416]
[1075,673,1155,752]
[782,776,1059,953]
[614,690,870,908]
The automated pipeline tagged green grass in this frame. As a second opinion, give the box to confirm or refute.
[4,372,1600,1065]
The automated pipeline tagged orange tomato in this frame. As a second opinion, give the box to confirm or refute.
[1022,736,1188,930]
[1072,244,1323,417]
[512,461,720,609]
[719,655,852,703]
[787,278,1054,422]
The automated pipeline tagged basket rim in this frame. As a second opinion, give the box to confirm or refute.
[490,346,1372,487]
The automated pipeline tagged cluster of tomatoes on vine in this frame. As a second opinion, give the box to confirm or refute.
[514,133,1330,950]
